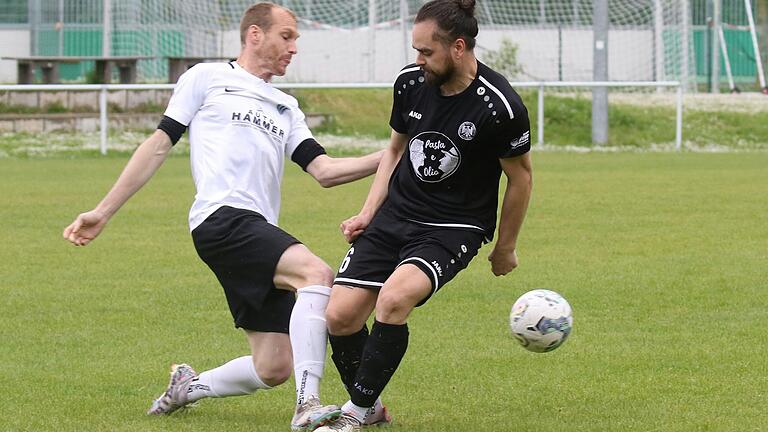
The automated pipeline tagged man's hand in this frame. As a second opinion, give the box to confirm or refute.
[488,246,518,276]
[340,214,372,243]
[63,210,109,246]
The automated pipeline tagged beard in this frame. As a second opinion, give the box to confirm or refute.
[423,62,455,87]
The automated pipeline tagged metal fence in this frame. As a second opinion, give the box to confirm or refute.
[0,80,684,153]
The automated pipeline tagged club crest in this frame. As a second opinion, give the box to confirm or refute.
[458,121,476,141]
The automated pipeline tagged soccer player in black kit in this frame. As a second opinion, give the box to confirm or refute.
[313,1,533,430]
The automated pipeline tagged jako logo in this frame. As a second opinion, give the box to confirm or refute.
[354,382,375,395]
[431,260,443,276]
[409,110,422,120]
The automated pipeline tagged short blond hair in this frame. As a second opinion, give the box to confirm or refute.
[239,3,296,45]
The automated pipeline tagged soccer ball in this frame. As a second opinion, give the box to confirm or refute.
[510,289,573,353]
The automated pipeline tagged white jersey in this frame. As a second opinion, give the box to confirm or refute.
[164,62,313,231]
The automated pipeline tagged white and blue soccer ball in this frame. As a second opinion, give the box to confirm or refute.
[510,289,573,353]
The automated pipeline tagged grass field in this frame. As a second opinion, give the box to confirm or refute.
[1,151,766,431]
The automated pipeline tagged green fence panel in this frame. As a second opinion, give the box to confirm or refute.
[694,28,759,84]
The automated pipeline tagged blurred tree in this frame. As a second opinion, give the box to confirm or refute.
[483,37,524,80]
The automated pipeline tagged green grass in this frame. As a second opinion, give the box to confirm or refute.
[291,89,768,149]
[292,89,394,139]
[535,94,768,149]
[3,89,767,151]
[0,131,187,158]
[1,152,767,431]
[0,101,163,115]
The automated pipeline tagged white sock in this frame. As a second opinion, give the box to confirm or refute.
[290,285,331,405]
[341,400,369,423]
[187,356,271,402]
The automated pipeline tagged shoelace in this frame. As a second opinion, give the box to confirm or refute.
[328,414,361,430]
[296,398,321,417]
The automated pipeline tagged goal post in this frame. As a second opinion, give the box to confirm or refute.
[744,0,768,93]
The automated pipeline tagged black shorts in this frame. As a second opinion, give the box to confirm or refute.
[191,206,299,333]
[333,207,486,306]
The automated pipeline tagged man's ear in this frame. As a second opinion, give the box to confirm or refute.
[453,37,467,59]
[246,24,264,46]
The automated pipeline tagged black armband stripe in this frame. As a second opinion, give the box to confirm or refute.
[291,138,327,171]
[157,115,187,145]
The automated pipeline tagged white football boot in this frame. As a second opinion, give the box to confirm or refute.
[313,412,363,432]
[147,363,197,415]
[290,396,341,430]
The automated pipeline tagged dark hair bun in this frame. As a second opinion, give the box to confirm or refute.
[458,0,476,16]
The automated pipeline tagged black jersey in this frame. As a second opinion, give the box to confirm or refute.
[386,61,531,241]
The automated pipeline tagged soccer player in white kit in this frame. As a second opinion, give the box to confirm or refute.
[62,3,382,430]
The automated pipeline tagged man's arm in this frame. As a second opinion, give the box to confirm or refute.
[305,148,384,188]
[63,130,173,246]
[489,152,533,276]
[340,130,409,242]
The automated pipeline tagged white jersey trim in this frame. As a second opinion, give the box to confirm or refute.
[398,257,439,293]
[478,75,514,120]
[395,66,421,80]
[406,218,485,232]
[334,277,384,288]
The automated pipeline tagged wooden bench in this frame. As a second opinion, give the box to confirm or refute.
[167,57,235,83]
[2,56,154,84]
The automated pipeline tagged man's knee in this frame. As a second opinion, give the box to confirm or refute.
[247,332,293,386]
[326,301,363,335]
[254,357,292,387]
[275,245,335,290]
[301,257,334,287]
[375,290,418,324]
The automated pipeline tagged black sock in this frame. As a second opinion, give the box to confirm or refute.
[349,320,409,408]
[329,325,369,392]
